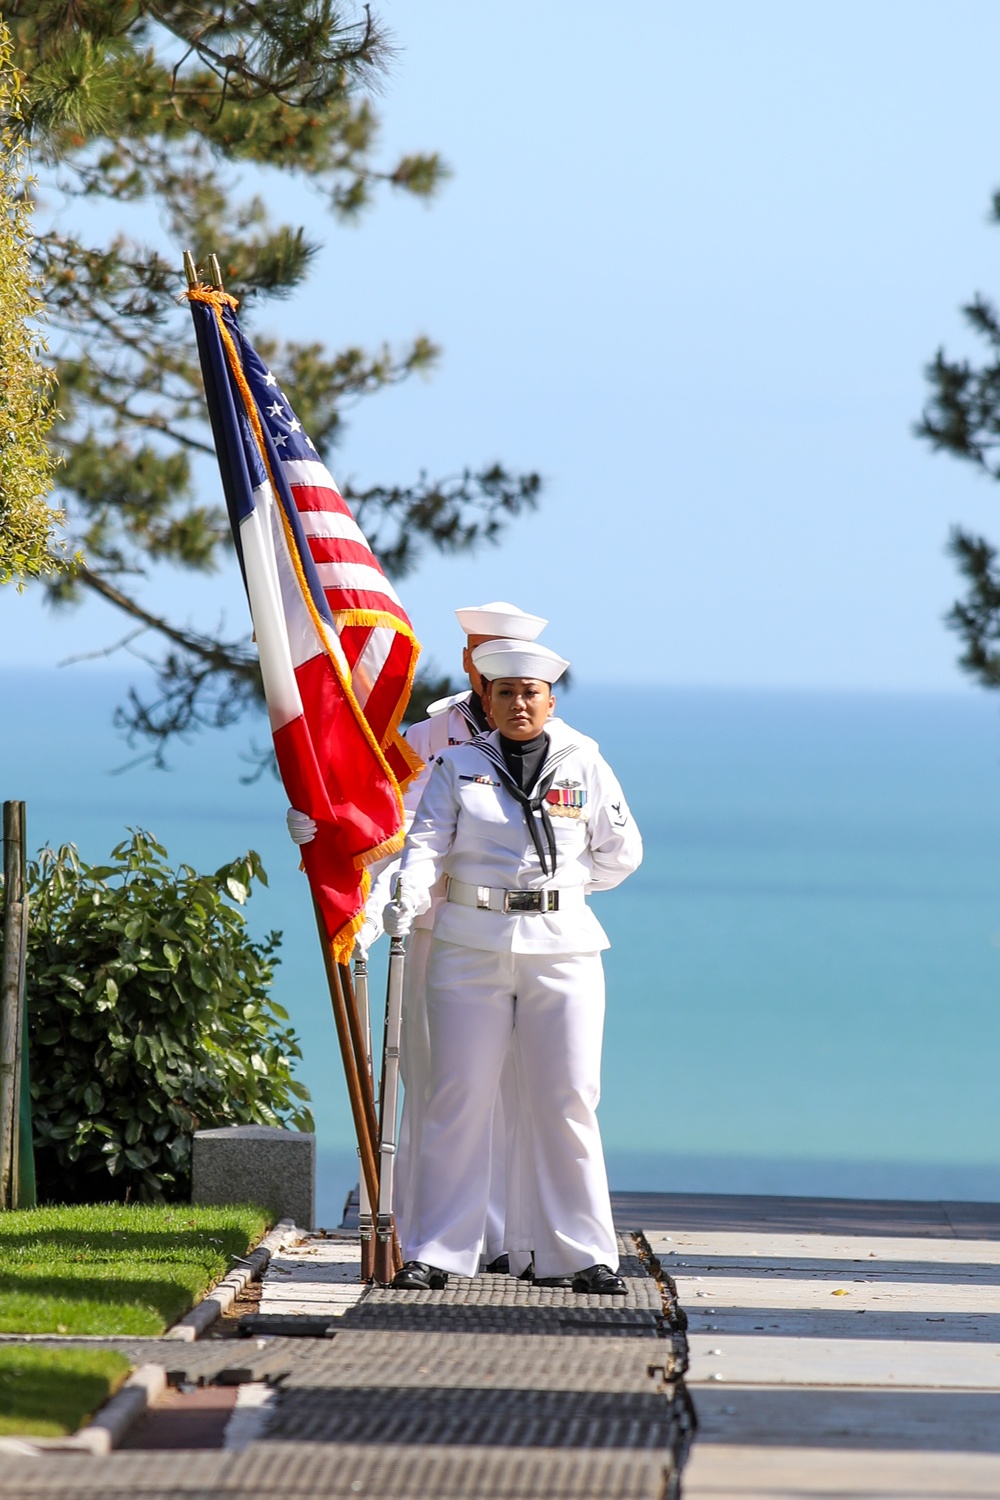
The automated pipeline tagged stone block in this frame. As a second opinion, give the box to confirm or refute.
[192,1125,314,1229]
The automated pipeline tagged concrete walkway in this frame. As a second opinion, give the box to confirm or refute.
[618,1191,1000,1499]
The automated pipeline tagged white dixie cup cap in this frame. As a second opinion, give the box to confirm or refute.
[470,638,570,685]
[454,600,548,640]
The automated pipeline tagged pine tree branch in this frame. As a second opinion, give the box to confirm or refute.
[944,527,1000,689]
[74,563,255,676]
[148,0,386,109]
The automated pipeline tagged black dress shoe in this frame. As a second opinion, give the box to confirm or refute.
[484,1254,510,1274]
[534,1274,573,1288]
[571,1263,627,1296]
[392,1260,448,1290]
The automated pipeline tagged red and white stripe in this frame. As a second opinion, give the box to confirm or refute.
[279,457,416,742]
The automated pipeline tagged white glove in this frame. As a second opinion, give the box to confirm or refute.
[286,807,317,845]
[383,885,419,938]
[353,918,380,958]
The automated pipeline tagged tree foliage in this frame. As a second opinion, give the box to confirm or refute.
[18,830,310,1204]
[918,199,1000,687]
[0,17,59,585]
[8,2,539,752]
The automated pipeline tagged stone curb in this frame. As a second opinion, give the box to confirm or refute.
[0,1362,166,1457]
[165,1217,299,1341]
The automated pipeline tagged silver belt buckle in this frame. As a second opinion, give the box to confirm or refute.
[504,890,543,913]
[476,885,491,909]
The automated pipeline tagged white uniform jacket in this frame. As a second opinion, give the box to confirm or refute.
[367,691,483,933]
[400,719,642,955]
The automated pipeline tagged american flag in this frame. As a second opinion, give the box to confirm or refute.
[187,286,422,959]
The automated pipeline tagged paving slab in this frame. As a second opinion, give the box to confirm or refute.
[684,1443,1000,1497]
[671,1278,1000,1314]
[690,1383,1000,1452]
[256,1233,366,1319]
[683,1305,1000,1342]
[669,1273,1000,1347]
[647,1229,1000,1266]
[686,1333,1000,1389]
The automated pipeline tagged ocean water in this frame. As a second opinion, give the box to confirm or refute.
[3,668,1000,1222]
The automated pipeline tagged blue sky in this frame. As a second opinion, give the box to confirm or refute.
[6,0,1000,691]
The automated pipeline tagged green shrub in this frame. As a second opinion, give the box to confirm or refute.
[18,831,312,1203]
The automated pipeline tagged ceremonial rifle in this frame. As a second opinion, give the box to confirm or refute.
[373,875,406,1283]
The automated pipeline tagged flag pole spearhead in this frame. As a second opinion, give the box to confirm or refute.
[182,250,198,287]
[208,254,224,290]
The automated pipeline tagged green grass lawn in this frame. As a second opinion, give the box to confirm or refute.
[0,1347,132,1437]
[0,1204,270,1335]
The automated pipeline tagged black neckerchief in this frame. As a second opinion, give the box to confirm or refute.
[473,731,579,879]
[455,691,489,735]
[480,730,558,876]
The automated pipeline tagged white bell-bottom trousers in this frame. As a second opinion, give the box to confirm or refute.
[402,940,618,1280]
[395,929,515,1262]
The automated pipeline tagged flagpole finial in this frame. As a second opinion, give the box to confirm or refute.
[183,250,198,287]
[208,254,224,290]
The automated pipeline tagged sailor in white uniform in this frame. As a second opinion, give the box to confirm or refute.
[287,601,547,1267]
[383,639,642,1292]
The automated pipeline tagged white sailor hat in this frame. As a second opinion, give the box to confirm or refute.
[471,638,569,685]
[454,600,547,640]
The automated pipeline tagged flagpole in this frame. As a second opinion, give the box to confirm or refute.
[338,954,383,1278]
[339,959,379,1151]
[312,900,380,1252]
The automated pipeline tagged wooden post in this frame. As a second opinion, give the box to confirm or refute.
[312,900,380,1248]
[0,803,27,1209]
[9,875,29,1209]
